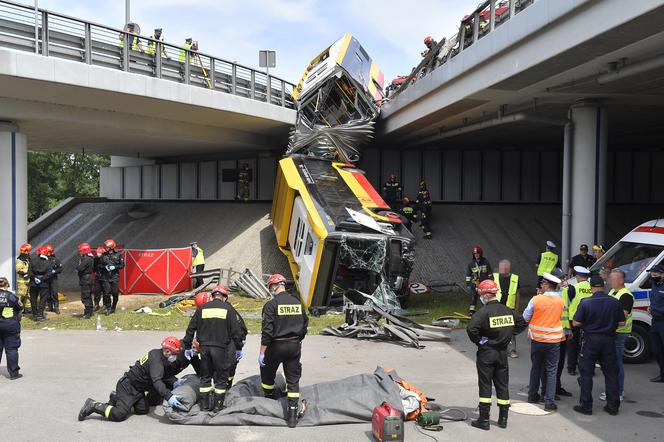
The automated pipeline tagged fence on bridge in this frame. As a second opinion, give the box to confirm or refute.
[0,0,295,108]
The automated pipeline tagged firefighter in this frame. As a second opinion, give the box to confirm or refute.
[92,246,106,312]
[415,180,432,239]
[15,243,32,313]
[421,35,438,58]
[565,266,592,376]
[29,246,52,322]
[0,277,23,380]
[190,241,205,288]
[536,241,559,286]
[76,243,95,319]
[492,259,520,358]
[78,337,188,422]
[237,163,251,201]
[101,239,125,315]
[382,173,401,209]
[467,279,527,430]
[399,197,416,230]
[182,285,244,412]
[466,246,492,316]
[45,244,63,314]
[260,274,309,428]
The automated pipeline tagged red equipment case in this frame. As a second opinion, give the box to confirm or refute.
[372,402,404,442]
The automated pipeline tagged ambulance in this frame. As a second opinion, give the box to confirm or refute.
[588,219,664,363]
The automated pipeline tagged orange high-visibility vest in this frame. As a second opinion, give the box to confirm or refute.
[528,294,565,343]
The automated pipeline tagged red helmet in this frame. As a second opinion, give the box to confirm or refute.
[477,279,499,296]
[104,239,116,249]
[424,35,433,46]
[78,243,92,254]
[96,246,106,257]
[267,274,287,287]
[45,244,55,255]
[192,338,201,354]
[20,243,32,254]
[402,197,410,205]
[194,291,212,308]
[210,285,229,297]
[161,336,182,353]
[37,246,47,256]
[472,246,483,256]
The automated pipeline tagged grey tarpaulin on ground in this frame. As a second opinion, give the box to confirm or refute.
[165,367,404,426]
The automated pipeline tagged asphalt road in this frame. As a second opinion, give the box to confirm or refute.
[1,329,663,441]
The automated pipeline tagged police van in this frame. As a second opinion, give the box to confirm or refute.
[587,219,664,363]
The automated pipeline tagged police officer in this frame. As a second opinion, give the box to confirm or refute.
[191,241,205,288]
[466,246,492,316]
[415,181,432,239]
[237,163,251,201]
[92,246,105,312]
[15,243,32,313]
[76,243,95,319]
[382,173,401,209]
[101,239,125,315]
[567,244,596,278]
[572,275,625,415]
[260,274,309,428]
[399,197,416,230]
[647,264,664,382]
[78,337,188,421]
[493,259,520,358]
[565,266,592,375]
[29,246,52,322]
[467,279,526,430]
[536,241,559,286]
[182,285,244,412]
[45,244,63,314]
[0,277,22,380]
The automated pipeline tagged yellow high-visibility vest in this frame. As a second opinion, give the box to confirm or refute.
[192,246,205,267]
[493,273,518,310]
[537,251,558,276]
[609,287,634,334]
[568,280,592,323]
[179,42,192,64]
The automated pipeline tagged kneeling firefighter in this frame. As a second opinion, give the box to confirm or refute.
[466,280,527,430]
[259,274,309,428]
[78,337,191,422]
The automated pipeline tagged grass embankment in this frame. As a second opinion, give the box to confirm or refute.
[21,291,468,333]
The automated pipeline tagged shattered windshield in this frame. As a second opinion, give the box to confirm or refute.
[590,241,664,283]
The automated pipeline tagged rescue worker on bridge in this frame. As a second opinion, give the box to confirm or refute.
[466,246,492,316]
[237,163,251,202]
[76,243,95,319]
[572,275,625,415]
[29,246,52,322]
[191,241,205,288]
[524,272,565,411]
[182,285,245,413]
[493,259,520,358]
[647,264,664,383]
[566,266,592,376]
[78,337,190,422]
[567,244,596,278]
[45,244,63,314]
[260,274,309,428]
[421,35,438,58]
[466,279,526,431]
[179,38,197,80]
[101,239,125,315]
[382,173,401,209]
[0,276,23,380]
[399,197,416,231]
[15,243,32,314]
[415,180,432,239]
[119,22,143,69]
[146,28,168,59]
[536,240,559,287]
[92,246,105,312]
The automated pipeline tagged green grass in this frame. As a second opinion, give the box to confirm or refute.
[406,291,470,326]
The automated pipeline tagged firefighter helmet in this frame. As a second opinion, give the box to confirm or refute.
[210,285,229,297]
[20,243,32,254]
[194,291,212,308]
[161,336,182,353]
[78,243,92,254]
[45,244,54,255]
[96,246,106,257]
[477,279,499,295]
[104,239,116,249]
[472,246,483,256]
[424,35,434,46]
[267,274,287,287]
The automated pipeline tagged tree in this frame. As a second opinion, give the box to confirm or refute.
[28,151,110,222]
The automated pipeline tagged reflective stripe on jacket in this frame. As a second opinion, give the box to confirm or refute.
[528,294,565,343]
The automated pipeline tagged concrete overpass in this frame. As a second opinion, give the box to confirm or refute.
[377,0,664,266]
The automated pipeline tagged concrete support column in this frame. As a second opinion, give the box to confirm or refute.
[0,123,28,290]
[567,102,607,263]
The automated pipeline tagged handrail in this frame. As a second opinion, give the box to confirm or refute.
[0,0,295,108]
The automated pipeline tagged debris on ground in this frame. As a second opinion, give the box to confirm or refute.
[231,269,271,300]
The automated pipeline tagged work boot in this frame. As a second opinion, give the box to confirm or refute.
[263,387,276,400]
[497,404,509,429]
[53,301,60,315]
[104,307,112,316]
[287,405,298,428]
[198,391,211,411]
[212,392,225,413]
[109,391,117,406]
[471,403,490,431]
[78,398,107,421]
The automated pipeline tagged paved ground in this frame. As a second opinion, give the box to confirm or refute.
[2,330,663,441]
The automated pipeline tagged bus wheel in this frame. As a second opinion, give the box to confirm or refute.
[624,323,651,364]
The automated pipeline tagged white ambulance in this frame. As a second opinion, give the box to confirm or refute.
[588,219,664,363]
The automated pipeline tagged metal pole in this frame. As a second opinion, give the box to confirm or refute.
[209,58,215,89]
[34,0,39,53]
[473,11,480,43]
[125,0,130,25]
[490,0,496,32]
[562,118,574,274]
[509,0,516,18]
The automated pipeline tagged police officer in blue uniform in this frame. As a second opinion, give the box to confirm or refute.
[572,275,625,415]
[0,277,23,380]
[648,264,664,382]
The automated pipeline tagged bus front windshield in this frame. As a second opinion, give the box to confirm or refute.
[590,241,664,283]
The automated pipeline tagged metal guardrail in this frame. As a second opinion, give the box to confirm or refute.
[0,0,295,108]
[386,0,536,99]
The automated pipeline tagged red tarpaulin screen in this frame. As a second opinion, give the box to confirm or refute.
[119,247,192,295]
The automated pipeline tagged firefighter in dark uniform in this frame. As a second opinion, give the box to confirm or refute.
[467,279,527,430]
[237,163,251,201]
[415,180,432,239]
[182,285,244,412]
[76,243,95,319]
[29,246,53,322]
[260,274,309,428]
[45,244,63,314]
[466,246,493,316]
[92,247,105,312]
[78,336,188,421]
[382,173,401,209]
[399,197,416,230]
[0,277,23,380]
[100,239,125,315]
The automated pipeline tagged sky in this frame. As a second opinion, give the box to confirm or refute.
[34,0,478,85]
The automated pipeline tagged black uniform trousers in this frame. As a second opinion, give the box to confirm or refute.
[199,346,230,394]
[227,345,239,387]
[567,327,582,371]
[469,286,479,312]
[31,284,49,319]
[80,284,93,315]
[476,346,510,405]
[651,318,664,378]
[102,277,120,310]
[194,264,205,288]
[0,319,21,376]
[93,278,103,308]
[105,375,151,421]
[578,334,620,412]
[48,277,59,310]
[261,340,302,406]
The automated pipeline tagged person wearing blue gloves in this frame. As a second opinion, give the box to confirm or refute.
[78,337,188,422]
[100,239,125,315]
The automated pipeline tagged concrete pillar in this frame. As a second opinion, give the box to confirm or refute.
[567,102,607,262]
[0,123,28,290]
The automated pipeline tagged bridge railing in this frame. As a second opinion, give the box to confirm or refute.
[386,0,536,99]
[0,0,295,108]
